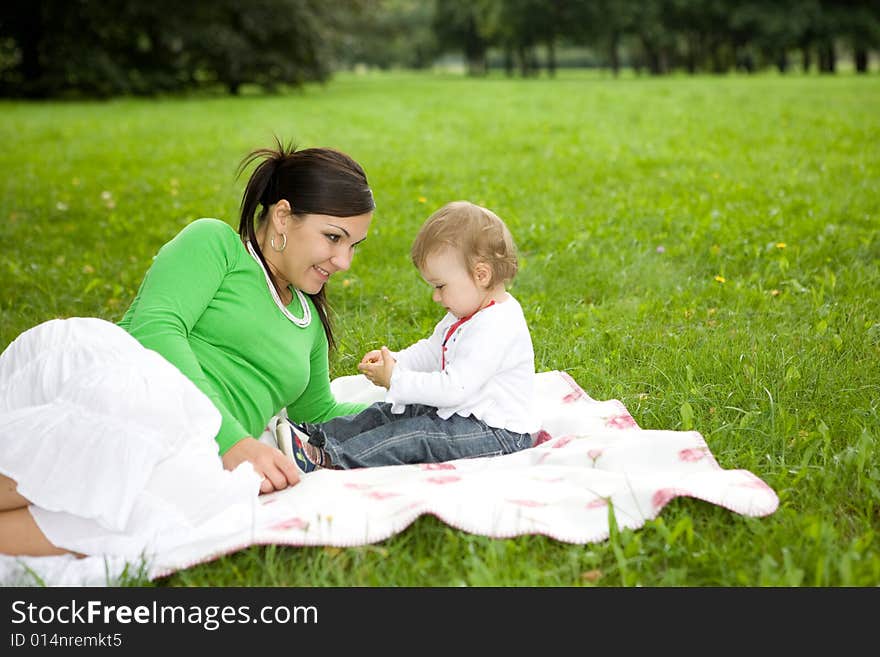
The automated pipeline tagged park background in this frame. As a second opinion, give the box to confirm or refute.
[0,1,878,585]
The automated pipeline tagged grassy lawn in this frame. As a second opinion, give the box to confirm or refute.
[1,70,878,586]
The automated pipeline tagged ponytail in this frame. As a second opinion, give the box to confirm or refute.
[236,136,290,248]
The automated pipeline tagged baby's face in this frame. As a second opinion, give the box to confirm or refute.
[420,249,485,319]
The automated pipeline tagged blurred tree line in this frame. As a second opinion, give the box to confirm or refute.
[410,0,880,77]
[1,0,878,98]
[0,0,369,97]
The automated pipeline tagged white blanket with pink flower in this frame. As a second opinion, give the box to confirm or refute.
[0,370,778,586]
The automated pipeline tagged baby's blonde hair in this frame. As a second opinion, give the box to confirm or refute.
[410,201,518,288]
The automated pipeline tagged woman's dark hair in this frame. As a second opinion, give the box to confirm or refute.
[236,137,375,350]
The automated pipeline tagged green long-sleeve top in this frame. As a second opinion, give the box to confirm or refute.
[118,218,367,455]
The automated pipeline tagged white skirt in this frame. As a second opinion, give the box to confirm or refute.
[0,317,259,558]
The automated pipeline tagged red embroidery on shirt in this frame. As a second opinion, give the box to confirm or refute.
[440,300,496,370]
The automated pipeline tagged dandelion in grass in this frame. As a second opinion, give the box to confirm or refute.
[771,289,781,296]
[714,275,726,284]
[776,242,787,249]
[418,196,427,203]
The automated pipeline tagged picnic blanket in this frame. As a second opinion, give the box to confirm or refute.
[1,367,778,586]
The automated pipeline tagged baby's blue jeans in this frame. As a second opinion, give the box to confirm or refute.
[301,402,534,469]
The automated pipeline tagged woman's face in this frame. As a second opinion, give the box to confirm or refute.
[272,209,373,294]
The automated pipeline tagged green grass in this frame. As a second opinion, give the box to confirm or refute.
[1,69,878,586]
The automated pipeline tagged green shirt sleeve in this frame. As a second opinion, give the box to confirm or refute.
[119,219,250,450]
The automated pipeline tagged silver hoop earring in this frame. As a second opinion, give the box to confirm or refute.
[270,233,287,252]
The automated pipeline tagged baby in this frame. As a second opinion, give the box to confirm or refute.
[285,200,538,471]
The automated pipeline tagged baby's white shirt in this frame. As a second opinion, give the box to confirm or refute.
[385,294,540,435]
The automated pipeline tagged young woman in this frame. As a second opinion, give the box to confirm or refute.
[0,139,375,557]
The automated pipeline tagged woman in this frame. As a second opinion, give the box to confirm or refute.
[0,139,375,557]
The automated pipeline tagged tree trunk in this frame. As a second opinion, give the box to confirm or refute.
[710,42,725,73]
[517,46,527,77]
[529,49,540,77]
[738,48,755,73]
[801,45,812,72]
[642,36,663,75]
[464,17,486,76]
[776,50,789,73]
[16,3,46,97]
[504,48,514,77]
[855,48,868,73]
[685,35,697,74]
[609,32,620,77]
[818,41,836,73]
[465,48,486,76]
[546,39,556,77]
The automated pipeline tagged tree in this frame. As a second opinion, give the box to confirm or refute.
[835,0,880,73]
[432,0,493,75]
[584,0,640,76]
[0,0,363,98]
[629,0,677,74]
[333,0,438,70]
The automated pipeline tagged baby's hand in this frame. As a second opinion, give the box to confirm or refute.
[358,346,396,389]
[360,349,383,365]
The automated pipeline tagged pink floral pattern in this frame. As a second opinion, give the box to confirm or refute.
[269,517,309,531]
[426,476,461,485]
[364,491,401,500]
[563,389,584,403]
[420,462,457,471]
[678,447,709,462]
[552,436,575,449]
[652,488,687,509]
[559,371,588,402]
[606,414,638,430]
[735,474,774,490]
[508,499,547,508]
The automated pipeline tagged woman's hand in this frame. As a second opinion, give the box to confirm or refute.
[221,437,301,494]
[357,346,396,389]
